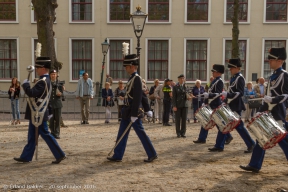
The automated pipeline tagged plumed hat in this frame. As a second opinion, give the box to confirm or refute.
[123,54,139,66]
[35,57,51,69]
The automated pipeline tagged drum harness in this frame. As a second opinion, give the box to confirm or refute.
[26,77,52,160]
[207,78,223,104]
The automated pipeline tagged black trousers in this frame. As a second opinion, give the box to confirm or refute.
[175,107,188,136]
[163,100,171,124]
[49,107,61,137]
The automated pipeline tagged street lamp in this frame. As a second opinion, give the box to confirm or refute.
[130,5,148,75]
[97,38,110,106]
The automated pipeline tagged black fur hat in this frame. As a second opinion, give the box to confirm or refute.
[35,57,51,68]
[123,54,139,66]
[268,47,287,60]
[228,58,242,68]
[211,64,225,74]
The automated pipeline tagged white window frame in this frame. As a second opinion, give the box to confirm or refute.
[146,0,172,24]
[184,0,211,24]
[222,37,250,81]
[69,38,95,82]
[145,38,171,83]
[107,0,132,24]
[31,38,57,80]
[0,0,18,24]
[184,38,210,84]
[263,0,288,24]
[261,38,288,78]
[0,37,19,82]
[106,38,133,83]
[224,0,251,24]
[69,0,95,24]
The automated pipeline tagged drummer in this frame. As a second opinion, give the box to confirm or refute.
[209,58,255,152]
[240,47,288,173]
[193,64,233,144]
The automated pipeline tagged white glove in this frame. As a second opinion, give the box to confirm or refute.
[22,79,30,84]
[263,95,273,103]
[203,92,209,98]
[214,93,219,97]
[146,111,153,117]
[131,116,138,123]
[202,103,205,107]
[255,112,262,116]
[222,91,227,99]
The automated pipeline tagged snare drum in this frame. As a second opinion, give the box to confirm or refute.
[211,104,241,134]
[195,105,215,130]
[247,112,288,150]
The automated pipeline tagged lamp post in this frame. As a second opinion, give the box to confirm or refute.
[97,38,110,106]
[130,5,148,75]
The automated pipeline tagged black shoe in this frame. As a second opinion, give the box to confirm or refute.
[165,123,172,126]
[181,135,186,138]
[107,157,122,162]
[239,165,259,173]
[244,144,255,153]
[55,136,60,139]
[193,140,206,144]
[52,156,66,164]
[177,135,181,138]
[13,157,30,163]
[81,121,85,124]
[225,137,234,145]
[208,147,223,152]
[85,121,89,124]
[144,155,158,162]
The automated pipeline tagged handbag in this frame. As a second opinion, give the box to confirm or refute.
[117,98,124,105]
[248,100,262,109]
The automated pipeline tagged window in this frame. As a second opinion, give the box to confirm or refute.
[224,40,247,81]
[0,39,17,79]
[263,40,286,80]
[265,0,287,22]
[109,0,130,22]
[71,39,93,80]
[109,40,130,80]
[186,40,207,81]
[70,0,93,22]
[0,0,17,22]
[226,0,249,22]
[148,0,170,22]
[147,40,169,81]
[186,0,209,22]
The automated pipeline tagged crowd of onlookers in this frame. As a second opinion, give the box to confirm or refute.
[7,72,271,126]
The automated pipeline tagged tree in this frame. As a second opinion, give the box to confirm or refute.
[231,0,239,58]
[31,0,62,70]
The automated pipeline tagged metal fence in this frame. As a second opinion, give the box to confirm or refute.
[0,90,196,122]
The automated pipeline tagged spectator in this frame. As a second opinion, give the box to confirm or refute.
[49,70,63,139]
[114,80,126,122]
[162,79,173,126]
[254,77,266,98]
[8,77,21,125]
[142,79,149,95]
[154,81,164,124]
[148,79,159,120]
[205,76,214,92]
[106,74,113,87]
[76,72,94,124]
[102,82,114,123]
[191,80,205,123]
[243,82,256,122]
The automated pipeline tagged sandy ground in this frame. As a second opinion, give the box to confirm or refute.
[0,119,288,192]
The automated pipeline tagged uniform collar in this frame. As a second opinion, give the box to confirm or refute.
[231,72,240,79]
[273,67,283,74]
[40,74,49,78]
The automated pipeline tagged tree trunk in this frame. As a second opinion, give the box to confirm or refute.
[31,0,62,70]
[231,0,239,58]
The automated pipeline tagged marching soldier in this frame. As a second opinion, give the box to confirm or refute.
[209,58,255,152]
[49,69,63,139]
[240,47,288,173]
[193,64,233,144]
[107,54,157,162]
[14,57,66,164]
[172,74,189,138]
